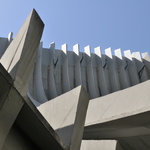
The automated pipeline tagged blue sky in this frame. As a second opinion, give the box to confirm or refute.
[0,0,150,54]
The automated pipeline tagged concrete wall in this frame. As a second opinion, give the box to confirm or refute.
[29,44,150,103]
[1,33,150,104]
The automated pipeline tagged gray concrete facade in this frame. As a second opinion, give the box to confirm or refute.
[0,9,150,150]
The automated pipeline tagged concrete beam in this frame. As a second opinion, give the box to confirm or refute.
[83,80,150,140]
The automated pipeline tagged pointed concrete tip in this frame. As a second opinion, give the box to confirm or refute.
[29,8,44,27]
[31,8,38,15]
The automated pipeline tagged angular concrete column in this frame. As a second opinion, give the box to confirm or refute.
[124,50,140,86]
[73,44,82,86]
[0,9,44,147]
[114,49,130,89]
[94,47,109,96]
[84,46,99,98]
[132,52,149,82]
[32,42,48,103]
[142,52,150,78]
[0,9,44,98]
[48,42,58,99]
[105,48,121,92]
[61,44,71,93]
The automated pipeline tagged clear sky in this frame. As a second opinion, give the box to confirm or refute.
[0,0,150,54]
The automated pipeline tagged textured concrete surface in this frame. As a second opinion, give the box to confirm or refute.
[85,80,150,127]
[80,140,124,150]
[0,10,66,150]
[83,80,150,149]
[0,64,66,150]
[0,9,44,98]
[38,85,89,150]
[1,8,150,150]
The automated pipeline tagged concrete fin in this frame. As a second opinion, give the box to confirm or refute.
[124,50,140,85]
[84,46,99,98]
[114,49,130,89]
[0,9,44,97]
[142,52,150,78]
[48,42,58,99]
[32,42,48,103]
[132,52,149,82]
[73,44,82,86]
[93,47,109,96]
[94,46,101,58]
[61,44,71,93]
[105,48,120,92]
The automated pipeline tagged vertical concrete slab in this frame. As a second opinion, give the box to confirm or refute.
[84,46,99,98]
[48,42,58,99]
[68,50,75,90]
[105,48,121,92]
[61,44,71,93]
[73,44,82,86]
[80,52,88,92]
[52,50,62,95]
[94,47,109,95]
[0,9,44,98]
[0,32,13,58]
[142,52,150,78]
[124,50,140,86]
[132,52,149,82]
[37,85,89,150]
[114,49,131,89]
[32,42,48,103]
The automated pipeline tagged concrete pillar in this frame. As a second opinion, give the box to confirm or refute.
[114,49,131,89]
[48,42,58,99]
[142,52,150,78]
[0,9,44,99]
[84,46,99,99]
[33,42,48,103]
[94,46,109,96]
[105,48,121,92]
[61,44,71,93]
[132,52,149,82]
[124,50,140,86]
[73,44,82,86]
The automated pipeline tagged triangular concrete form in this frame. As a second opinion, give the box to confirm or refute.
[38,85,89,150]
[0,9,44,97]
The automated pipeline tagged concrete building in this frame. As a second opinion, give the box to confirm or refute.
[0,9,150,150]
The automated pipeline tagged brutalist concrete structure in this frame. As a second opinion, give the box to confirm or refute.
[0,9,150,150]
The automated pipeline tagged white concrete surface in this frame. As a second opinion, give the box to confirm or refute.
[38,85,89,150]
[80,140,124,150]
